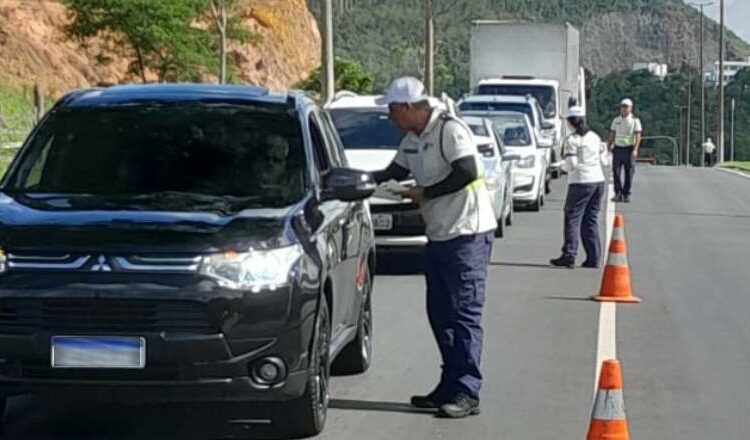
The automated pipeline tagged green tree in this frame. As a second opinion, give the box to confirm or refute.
[297,57,375,96]
[205,0,261,84]
[64,0,216,83]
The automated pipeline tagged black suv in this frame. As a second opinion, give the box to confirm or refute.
[0,84,376,437]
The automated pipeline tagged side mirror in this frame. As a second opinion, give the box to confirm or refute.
[503,154,521,162]
[320,168,376,202]
[541,121,555,130]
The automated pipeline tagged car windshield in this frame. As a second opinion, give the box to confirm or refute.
[329,108,404,149]
[459,102,535,126]
[487,115,533,147]
[4,103,307,207]
[476,84,557,118]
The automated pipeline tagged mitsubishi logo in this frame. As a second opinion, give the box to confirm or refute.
[90,255,112,272]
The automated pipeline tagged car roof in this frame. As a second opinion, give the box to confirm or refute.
[326,93,385,110]
[461,115,490,126]
[477,78,559,88]
[461,94,537,105]
[60,84,304,108]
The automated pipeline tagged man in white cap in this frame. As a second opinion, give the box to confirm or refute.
[607,98,642,203]
[550,106,607,269]
[372,76,497,418]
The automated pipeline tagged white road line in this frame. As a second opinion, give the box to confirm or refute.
[717,167,750,180]
[593,182,618,400]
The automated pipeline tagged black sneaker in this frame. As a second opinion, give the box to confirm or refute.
[411,386,447,409]
[550,256,575,269]
[623,196,631,203]
[611,195,622,203]
[438,394,481,418]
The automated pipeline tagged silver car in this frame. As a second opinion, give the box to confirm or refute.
[462,116,518,237]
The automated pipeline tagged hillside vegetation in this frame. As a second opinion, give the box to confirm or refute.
[315,0,750,96]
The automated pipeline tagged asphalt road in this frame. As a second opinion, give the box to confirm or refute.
[3,166,749,439]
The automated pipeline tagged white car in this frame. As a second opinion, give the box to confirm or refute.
[464,111,549,211]
[459,94,555,193]
[462,116,516,237]
[326,92,426,251]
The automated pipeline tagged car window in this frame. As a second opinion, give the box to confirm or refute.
[319,111,348,168]
[488,116,533,147]
[468,123,490,137]
[329,108,404,150]
[309,114,332,173]
[475,84,557,118]
[7,103,307,206]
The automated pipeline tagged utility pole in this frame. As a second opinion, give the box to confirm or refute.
[685,71,703,167]
[422,0,435,95]
[718,0,726,164]
[731,97,736,161]
[691,2,713,167]
[674,105,686,165]
[322,0,335,103]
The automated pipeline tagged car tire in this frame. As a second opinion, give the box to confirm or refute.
[494,217,504,238]
[529,193,542,212]
[281,296,331,438]
[505,205,513,226]
[332,265,373,376]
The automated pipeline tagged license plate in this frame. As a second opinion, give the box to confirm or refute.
[51,336,145,369]
[372,214,393,231]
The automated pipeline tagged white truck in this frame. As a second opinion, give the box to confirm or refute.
[470,21,586,173]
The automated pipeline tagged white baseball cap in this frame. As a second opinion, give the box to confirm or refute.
[376,76,431,106]
[620,98,634,107]
[567,106,586,118]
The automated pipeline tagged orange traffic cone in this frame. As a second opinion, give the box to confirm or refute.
[593,215,642,303]
[587,359,630,440]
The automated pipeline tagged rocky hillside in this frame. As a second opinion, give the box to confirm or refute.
[0,0,321,96]
[320,0,750,95]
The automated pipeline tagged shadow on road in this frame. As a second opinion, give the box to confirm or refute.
[542,296,596,302]
[330,399,434,415]
[490,261,563,270]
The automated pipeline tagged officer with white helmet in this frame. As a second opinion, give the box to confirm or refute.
[372,76,496,418]
[607,98,642,203]
[551,106,607,269]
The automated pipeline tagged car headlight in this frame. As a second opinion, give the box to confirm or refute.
[200,245,303,292]
[515,155,536,169]
[0,249,6,273]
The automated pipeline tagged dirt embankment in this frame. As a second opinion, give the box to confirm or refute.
[0,0,321,96]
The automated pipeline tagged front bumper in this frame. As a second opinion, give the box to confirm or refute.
[0,278,318,403]
[371,201,426,248]
[513,173,540,203]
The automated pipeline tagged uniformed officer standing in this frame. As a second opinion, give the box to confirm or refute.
[703,137,716,167]
[550,107,607,269]
[373,77,497,418]
[607,98,642,203]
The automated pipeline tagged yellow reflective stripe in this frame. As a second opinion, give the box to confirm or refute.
[467,178,485,190]
[616,134,636,144]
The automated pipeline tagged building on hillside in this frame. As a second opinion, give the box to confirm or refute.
[632,62,668,79]
[705,57,750,87]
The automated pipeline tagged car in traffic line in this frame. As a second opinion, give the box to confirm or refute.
[327,92,426,264]
[0,84,377,438]
[464,111,549,211]
[459,94,555,193]
[462,115,517,237]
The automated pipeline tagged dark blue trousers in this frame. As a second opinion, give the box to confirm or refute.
[562,182,605,264]
[424,232,494,399]
[613,146,635,197]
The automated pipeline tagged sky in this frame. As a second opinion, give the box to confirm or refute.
[684,0,750,44]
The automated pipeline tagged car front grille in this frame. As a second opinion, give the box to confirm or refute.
[0,299,217,335]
